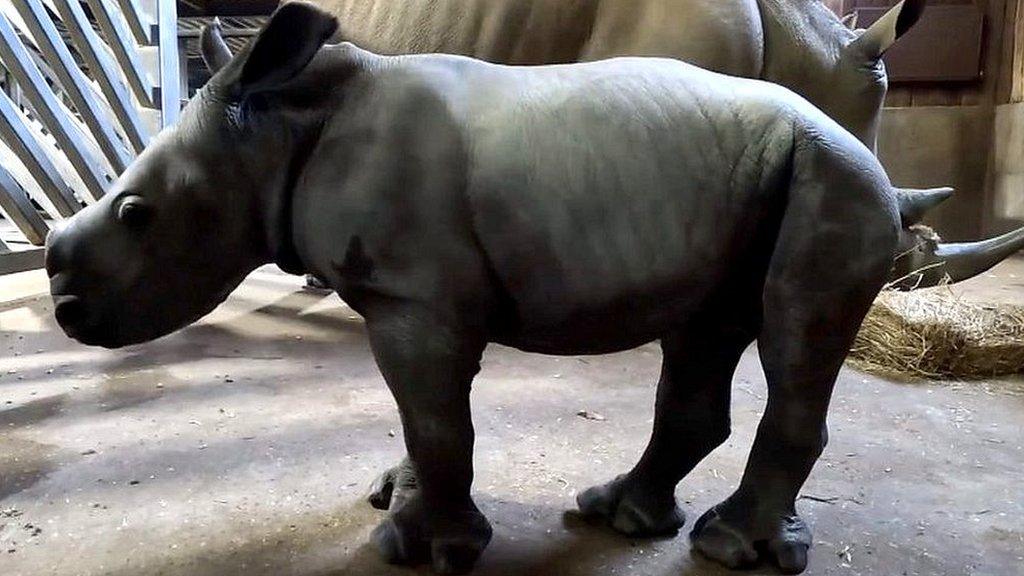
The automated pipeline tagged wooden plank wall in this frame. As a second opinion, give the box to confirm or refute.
[999,0,1024,102]
[836,0,1015,107]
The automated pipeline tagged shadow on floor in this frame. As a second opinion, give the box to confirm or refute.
[91,493,769,576]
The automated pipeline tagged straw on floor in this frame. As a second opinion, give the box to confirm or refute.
[849,288,1024,380]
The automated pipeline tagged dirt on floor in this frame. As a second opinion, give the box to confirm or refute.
[1,260,1022,576]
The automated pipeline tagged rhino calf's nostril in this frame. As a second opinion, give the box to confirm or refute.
[53,295,86,327]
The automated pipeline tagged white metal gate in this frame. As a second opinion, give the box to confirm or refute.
[0,0,181,275]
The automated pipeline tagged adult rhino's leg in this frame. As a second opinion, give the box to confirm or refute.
[690,167,895,574]
[578,315,757,537]
[364,303,491,575]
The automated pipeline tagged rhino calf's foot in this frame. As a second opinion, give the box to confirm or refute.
[368,456,418,511]
[371,494,493,575]
[577,473,685,537]
[689,496,811,574]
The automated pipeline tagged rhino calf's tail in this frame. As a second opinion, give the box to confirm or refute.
[890,187,1024,289]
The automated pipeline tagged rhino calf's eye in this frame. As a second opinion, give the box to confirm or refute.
[117,200,152,229]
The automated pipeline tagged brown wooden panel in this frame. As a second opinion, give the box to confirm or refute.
[998,0,1024,102]
[857,5,985,82]
[886,86,914,106]
[913,86,965,105]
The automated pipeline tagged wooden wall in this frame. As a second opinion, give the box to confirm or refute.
[832,0,1024,107]
[999,0,1024,102]
[822,1,1024,239]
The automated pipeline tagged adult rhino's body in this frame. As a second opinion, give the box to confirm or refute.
[313,0,911,151]
[47,4,919,574]
[285,0,1024,287]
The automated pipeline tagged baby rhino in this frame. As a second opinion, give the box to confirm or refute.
[47,2,923,574]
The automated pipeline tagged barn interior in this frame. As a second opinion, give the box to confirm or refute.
[1,1,1023,575]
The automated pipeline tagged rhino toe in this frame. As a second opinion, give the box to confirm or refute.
[367,457,419,511]
[690,500,812,574]
[370,494,492,574]
[577,474,685,537]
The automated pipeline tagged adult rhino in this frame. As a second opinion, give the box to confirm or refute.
[236,0,1023,289]
[309,0,904,152]
[46,3,982,573]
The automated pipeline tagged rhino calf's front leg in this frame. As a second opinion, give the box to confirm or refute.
[364,304,491,575]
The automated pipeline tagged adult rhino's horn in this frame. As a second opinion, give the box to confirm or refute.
[201,17,233,73]
[850,0,927,58]
[895,186,954,226]
[912,226,1024,288]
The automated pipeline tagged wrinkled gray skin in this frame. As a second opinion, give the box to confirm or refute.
[46,3,965,574]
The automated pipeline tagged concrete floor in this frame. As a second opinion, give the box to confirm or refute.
[1,262,1022,576]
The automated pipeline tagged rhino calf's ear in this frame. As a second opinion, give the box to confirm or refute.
[233,1,338,97]
[201,17,233,74]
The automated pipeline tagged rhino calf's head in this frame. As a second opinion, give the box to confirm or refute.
[45,2,338,347]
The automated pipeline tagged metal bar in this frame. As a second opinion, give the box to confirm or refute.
[0,89,80,217]
[177,27,259,38]
[0,162,49,246]
[0,246,45,274]
[0,12,110,201]
[85,0,154,108]
[113,0,151,45]
[19,44,114,175]
[156,0,180,127]
[14,0,134,173]
[52,0,150,153]
[177,0,279,17]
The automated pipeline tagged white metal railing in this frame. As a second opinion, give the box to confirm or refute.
[0,0,180,275]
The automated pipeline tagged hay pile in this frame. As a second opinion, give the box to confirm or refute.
[849,288,1024,379]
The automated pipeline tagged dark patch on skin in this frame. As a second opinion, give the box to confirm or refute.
[334,236,375,282]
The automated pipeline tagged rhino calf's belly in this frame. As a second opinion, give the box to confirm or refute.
[491,292,713,355]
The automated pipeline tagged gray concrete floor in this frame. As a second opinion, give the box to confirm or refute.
[1,262,1022,576]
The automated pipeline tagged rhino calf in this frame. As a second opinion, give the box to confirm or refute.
[47,3,918,574]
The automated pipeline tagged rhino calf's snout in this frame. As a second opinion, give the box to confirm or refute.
[44,223,92,338]
[43,221,73,279]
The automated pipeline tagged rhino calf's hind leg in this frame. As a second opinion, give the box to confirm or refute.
[577,316,756,536]
[690,171,895,574]
[364,305,491,575]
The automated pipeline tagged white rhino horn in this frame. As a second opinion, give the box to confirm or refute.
[850,0,927,59]
[201,17,233,73]
[905,226,1024,289]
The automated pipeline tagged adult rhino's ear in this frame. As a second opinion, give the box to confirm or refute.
[841,11,859,31]
[849,0,926,59]
[225,1,338,98]
[201,17,232,73]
